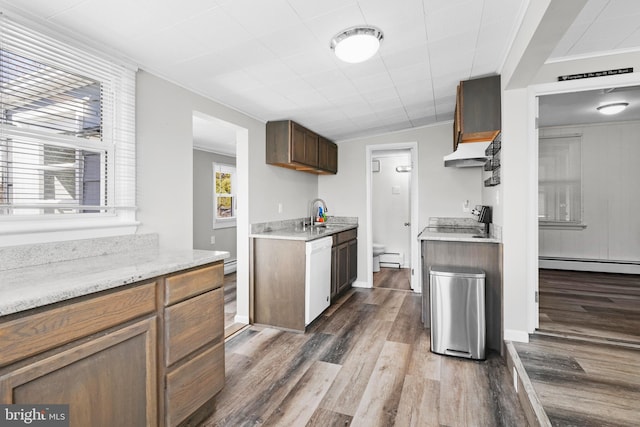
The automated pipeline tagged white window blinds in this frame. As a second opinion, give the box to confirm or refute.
[538,135,583,224]
[0,12,135,216]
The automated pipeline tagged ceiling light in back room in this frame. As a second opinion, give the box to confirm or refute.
[330,26,384,64]
[596,102,629,115]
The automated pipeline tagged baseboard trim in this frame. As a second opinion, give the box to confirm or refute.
[351,280,371,289]
[505,329,530,343]
[234,314,249,324]
[224,259,237,275]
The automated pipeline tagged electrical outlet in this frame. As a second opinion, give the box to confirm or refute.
[463,199,470,212]
[278,202,283,213]
[210,235,215,245]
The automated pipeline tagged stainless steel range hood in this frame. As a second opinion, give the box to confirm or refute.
[443,141,491,168]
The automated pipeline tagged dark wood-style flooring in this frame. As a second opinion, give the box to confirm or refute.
[374,267,412,291]
[537,269,640,344]
[515,269,640,426]
[202,282,528,426]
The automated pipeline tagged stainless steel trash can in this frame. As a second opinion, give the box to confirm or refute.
[430,266,486,360]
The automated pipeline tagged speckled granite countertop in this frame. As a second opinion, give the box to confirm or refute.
[250,216,358,241]
[0,234,228,317]
[418,217,501,243]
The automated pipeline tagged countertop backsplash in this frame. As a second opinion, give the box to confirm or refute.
[0,233,159,272]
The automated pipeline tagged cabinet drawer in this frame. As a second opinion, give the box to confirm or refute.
[334,229,357,245]
[164,288,223,366]
[0,282,156,367]
[165,342,224,427]
[164,263,223,306]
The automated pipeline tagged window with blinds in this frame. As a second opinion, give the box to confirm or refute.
[538,135,583,224]
[0,12,135,217]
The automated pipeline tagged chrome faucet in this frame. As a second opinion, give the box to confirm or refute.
[309,198,328,225]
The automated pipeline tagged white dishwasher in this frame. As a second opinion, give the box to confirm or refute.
[305,236,333,325]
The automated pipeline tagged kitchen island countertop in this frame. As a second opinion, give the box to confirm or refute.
[0,239,228,317]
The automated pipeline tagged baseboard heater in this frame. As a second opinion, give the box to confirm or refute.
[379,252,403,269]
[539,256,640,274]
[224,259,237,275]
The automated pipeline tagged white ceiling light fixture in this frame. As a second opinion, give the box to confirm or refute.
[596,102,629,115]
[330,26,384,64]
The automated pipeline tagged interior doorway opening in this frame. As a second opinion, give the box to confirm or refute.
[365,143,420,293]
[531,77,640,344]
[192,111,249,338]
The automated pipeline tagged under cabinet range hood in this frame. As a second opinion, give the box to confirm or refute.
[443,141,491,168]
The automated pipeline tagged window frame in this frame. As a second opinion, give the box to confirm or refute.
[213,162,236,229]
[538,134,585,229]
[0,11,137,246]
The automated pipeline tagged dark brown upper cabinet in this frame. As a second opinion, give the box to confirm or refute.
[453,75,501,151]
[266,120,338,175]
[318,135,338,174]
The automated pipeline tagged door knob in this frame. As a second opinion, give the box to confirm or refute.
[404,222,410,226]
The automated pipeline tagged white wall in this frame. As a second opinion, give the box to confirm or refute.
[137,70,323,324]
[539,121,640,263]
[319,122,483,286]
[372,153,411,267]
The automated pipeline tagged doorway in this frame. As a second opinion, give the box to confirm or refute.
[530,75,640,341]
[192,111,249,337]
[365,143,420,293]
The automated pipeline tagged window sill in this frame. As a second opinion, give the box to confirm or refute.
[0,214,139,247]
[539,221,587,230]
[214,219,236,230]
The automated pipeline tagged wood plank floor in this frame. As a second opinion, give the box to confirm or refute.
[538,269,640,344]
[514,269,640,426]
[202,286,528,426]
[514,335,640,427]
[373,267,412,291]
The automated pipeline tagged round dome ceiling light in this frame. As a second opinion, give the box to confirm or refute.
[596,102,629,115]
[330,26,384,64]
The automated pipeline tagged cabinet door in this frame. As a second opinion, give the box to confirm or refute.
[165,342,224,427]
[165,287,223,366]
[304,130,319,167]
[347,239,358,285]
[0,318,157,427]
[291,122,307,164]
[291,122,318,167]
[318,137,338,174]
[337,242,349,293]
[330,245,338,300]
[459,75,501,143]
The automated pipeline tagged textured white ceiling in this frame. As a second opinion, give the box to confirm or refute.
[2,0,640,147]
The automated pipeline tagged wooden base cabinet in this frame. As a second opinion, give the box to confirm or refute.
[162,264,225,427]
[0,261,226,427]
[0,284,158,427]
[252,239,306,332]
[331,228,358,301]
